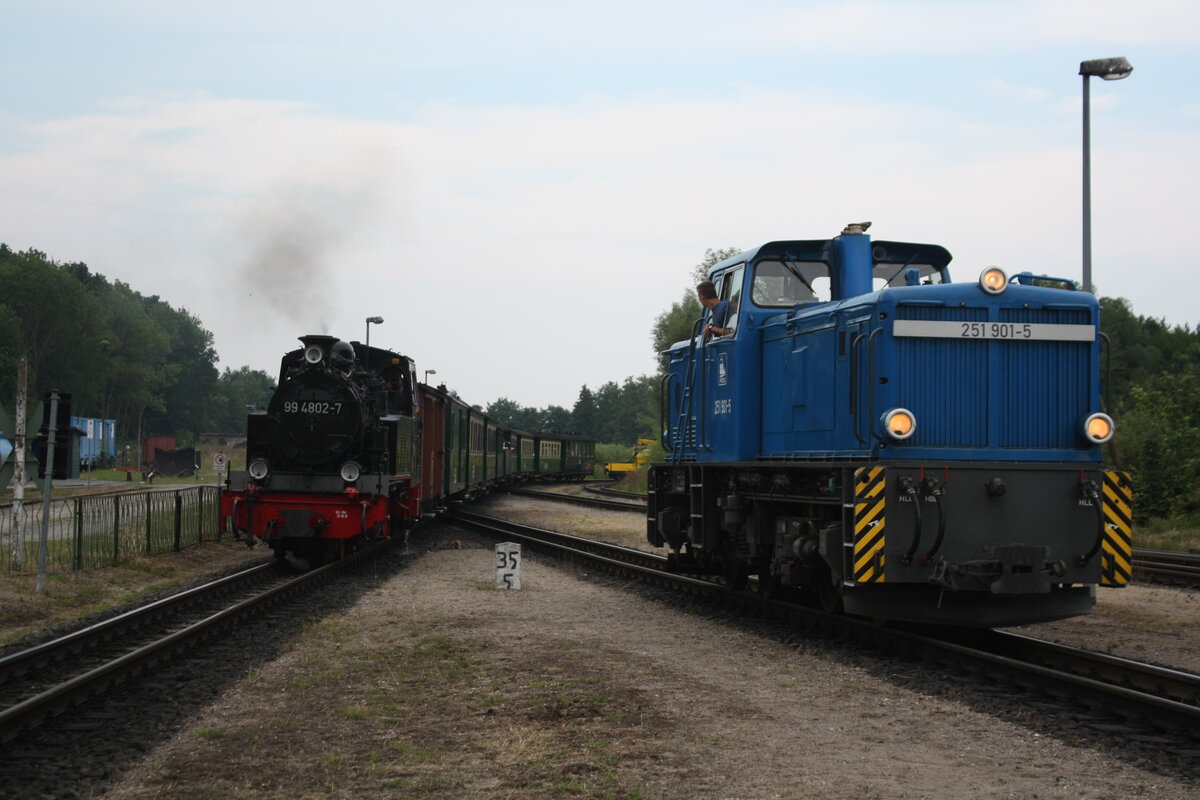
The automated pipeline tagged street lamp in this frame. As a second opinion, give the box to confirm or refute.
[365,316,384,349]
[364,316,384,370]
[1079,56,1133,295]
[98,339,110,473]
[423,369,437,385]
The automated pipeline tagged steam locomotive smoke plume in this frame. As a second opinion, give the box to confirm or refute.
[236,162,387,335]
[241,203,338,332]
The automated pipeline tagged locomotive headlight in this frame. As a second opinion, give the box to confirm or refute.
[304,344,324,364]
[339,461,362,482]
[1082,412,1115,444]
[979,267,1008,295]
[882,408,916,441]
[248,458,270,480]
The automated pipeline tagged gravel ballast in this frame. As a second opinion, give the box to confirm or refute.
[97,511,1199,800]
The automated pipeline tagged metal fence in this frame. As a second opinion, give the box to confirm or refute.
[0,486,225,575]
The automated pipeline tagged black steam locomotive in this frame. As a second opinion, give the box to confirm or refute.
[223,334,419,567]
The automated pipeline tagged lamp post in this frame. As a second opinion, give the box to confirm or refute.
[423,369,437,385]
[1079,56,1132,295]
[364,316,384,369]
[98,339,110,473]
[365,316,384,349]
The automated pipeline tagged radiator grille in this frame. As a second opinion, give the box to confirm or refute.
[895,305,1092,450]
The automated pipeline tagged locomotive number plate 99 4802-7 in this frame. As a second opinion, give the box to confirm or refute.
[283,400,344,414]
[892,320,1096,342]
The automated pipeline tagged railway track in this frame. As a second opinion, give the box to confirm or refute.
[1133,548,1200,586]
[506,486,645,511]
[582,482,647,502]
[450,509,1200,740]
[0,545,381,742]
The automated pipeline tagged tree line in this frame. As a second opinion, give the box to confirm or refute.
[485,376,659,445]
[0,244,274,450]
[4,242,1198,523]
[1097,296,1200,520]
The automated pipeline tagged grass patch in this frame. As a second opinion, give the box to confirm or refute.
[162,602,668,798]
[0,540,263,647]
[1135,513,1200,552]
[388,741,441,764]
[608,472,648,495]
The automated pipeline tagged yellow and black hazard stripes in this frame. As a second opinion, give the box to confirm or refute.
[853,467,887,583]
[1099,470,1133,586]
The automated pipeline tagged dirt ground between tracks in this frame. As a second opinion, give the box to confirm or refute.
[482,494,1200,676]
[102,498,1199,799]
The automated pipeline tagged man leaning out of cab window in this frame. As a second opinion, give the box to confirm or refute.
[697,280,731,340]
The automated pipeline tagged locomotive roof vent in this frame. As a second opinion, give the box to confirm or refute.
[841,221,872,235]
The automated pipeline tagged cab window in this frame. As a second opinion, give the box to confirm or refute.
[752,260,831,307]
[712,264,744,337]
[873,262,947,289]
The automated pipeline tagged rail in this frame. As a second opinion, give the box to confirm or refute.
[0,539,392,743]
[505,487,643,512]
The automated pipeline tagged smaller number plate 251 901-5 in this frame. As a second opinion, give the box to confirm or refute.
[892,320,1096,342]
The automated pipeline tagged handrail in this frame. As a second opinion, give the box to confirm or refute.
[676,317,703,458]
[868,327,883,443]
[661,372,681,461]
[850,332,865,445]
[697,319,709,451]
[1098,331,1112,410]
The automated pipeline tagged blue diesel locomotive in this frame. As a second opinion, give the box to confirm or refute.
[649,222,1132,627]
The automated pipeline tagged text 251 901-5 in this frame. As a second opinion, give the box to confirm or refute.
[960,322,1032,340]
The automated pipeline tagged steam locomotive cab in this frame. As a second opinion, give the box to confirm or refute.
[221,334,421,566]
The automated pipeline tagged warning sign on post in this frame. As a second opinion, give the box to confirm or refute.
[213,451,227,475]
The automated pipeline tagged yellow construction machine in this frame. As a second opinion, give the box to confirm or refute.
[603,438,655,480]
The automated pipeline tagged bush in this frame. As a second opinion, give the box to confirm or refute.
[1116,366,1200,520]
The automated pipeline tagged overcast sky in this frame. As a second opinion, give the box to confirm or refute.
[3,1,1197,409]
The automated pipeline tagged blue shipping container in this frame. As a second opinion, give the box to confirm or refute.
[71,416,117,466]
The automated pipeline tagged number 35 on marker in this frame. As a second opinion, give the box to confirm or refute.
[495,542,522,590]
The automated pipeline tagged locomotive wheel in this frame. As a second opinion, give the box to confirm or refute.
[723,542,749,591]
[816,573,843,614]
[757,569,782,600]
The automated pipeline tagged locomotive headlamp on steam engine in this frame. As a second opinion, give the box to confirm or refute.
[304,344,324,365]
[979,267,1008,295]
[1081,412,1115,444]
[248,458,270,480]
[881,408,917,441]
[340,461,362,483]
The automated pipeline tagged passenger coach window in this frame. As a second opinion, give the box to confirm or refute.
[752,260,831,307]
